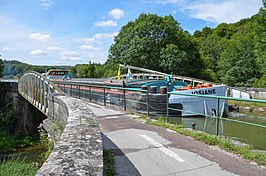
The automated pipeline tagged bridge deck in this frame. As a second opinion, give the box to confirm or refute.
[87,102,266,176]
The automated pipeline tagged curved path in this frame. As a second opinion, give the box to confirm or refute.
[88,102,266,176]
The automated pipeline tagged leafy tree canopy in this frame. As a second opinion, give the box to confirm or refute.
[219,36,260,86]
[75,64,96,78]
[108,13,203,77]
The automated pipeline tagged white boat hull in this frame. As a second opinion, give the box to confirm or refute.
[169,86,228,117]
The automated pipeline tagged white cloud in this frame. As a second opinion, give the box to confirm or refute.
[148,0,186,5]
[76,37,96,44]
[46,46,65,51]
[60,50,80,58]
[147,0,262,24]
[77,32,118,44]
[59,50,85,62]
[30,49,47,56]
[80,45,101,51]
[109,8,124,19]
[94,20,117,27]
[94,32,118,40]
[186,0,262,24]
[2,47,15,51]
[39,0,53,10]
[28,33,51,42]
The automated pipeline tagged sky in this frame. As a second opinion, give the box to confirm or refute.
[0,0,263,66]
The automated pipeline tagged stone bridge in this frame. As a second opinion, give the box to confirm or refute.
[17,72,167,175]
[18,72,103,175]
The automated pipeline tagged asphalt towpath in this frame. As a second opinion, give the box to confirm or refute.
[87,102,266,176]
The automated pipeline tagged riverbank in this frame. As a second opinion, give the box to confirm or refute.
[0,129,48,176]
[0,144,45,176]
[229,100,266,114]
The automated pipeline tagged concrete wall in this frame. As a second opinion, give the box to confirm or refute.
[235,87,266,99]
[37,94,103,175]
[245,88,266,99]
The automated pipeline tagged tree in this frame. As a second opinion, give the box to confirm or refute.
[108,13,203,77]
[219,37,259,86]
[0,59,4,78]
[198,36,226,71]
[87,64,95,78]
[160,42,203,77]
[75,64,97,78]
[256,0,266,74]
[213,23,236,39]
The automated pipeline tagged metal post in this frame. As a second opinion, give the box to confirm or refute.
[64,83,66,93]
[42,79,45,111]
[52,95,55,119]
[103,87,106,106]
[122,81,126,111]
[78,85,81,99]
[71,84,73,96]
[123,89,126,111]
[146,90,149,115]
[89,86,92,102]
[216,98,220,136]
[166,92,169,122]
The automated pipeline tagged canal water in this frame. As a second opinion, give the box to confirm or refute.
[169,112,266,150]
[0,145,45,164]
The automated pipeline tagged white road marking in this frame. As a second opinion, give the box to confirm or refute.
[166,129,176,133]
[106,116,120,119]
[140,134,185,163]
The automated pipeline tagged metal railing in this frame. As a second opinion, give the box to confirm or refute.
[53,81,266,136]
[166,92,266,136]
[18,72,64,115]
[52,81,153,115]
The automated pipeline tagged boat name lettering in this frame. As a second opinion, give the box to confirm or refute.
[191,89,216,95]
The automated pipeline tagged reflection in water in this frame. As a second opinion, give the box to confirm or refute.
[169,112,266,150]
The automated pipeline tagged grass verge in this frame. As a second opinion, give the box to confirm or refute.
[139,115,266,166]
[0,157,38,176]
[103,149,116,176]
[229,100,266,109]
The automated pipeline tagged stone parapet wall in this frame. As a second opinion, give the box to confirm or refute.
[37,94,103,175]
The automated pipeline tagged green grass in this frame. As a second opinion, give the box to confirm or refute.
[0,157,38,176]
[103,149,116,176]
[139,115,266,166]
[229,100,266,109]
